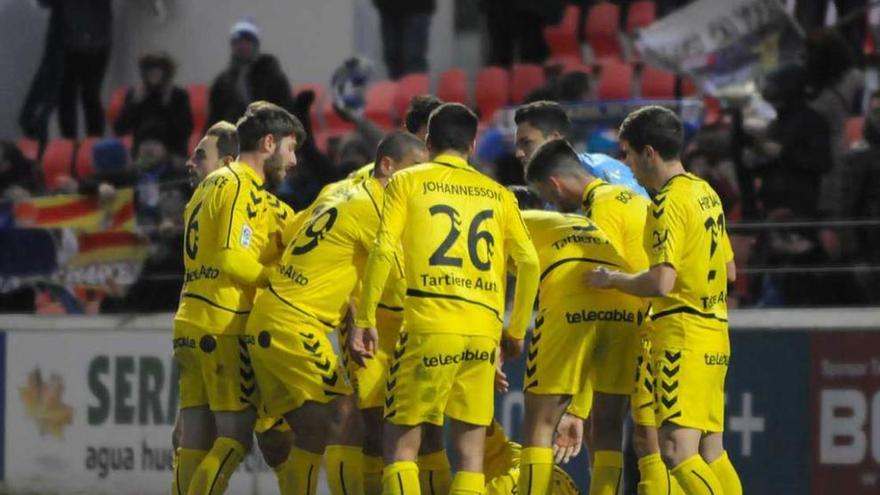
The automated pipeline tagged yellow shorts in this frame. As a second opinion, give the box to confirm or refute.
[652,315,730,432]
[246,311,352,418]
[631,336,656,427]
[384,332,497,427]
[173,321,257,412]
[253,415,290,434]
[341,309,403,410]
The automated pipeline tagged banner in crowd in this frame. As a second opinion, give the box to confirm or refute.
[633,0,802,94]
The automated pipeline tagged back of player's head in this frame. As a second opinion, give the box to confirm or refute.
[404,95,443,134]
[236,101,306,152]
[508,185,544,210]
[524,138,583,184]
[514,101,572,137]
[205,121,239,159]
[426,103,478,154]
[374,131,426,175]
[618,105,683,160]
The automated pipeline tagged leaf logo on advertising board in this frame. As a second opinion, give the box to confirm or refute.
[19,367,74,438]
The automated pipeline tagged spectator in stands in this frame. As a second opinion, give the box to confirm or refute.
[373,0,435,79]
[114,52,194,158]
[19,0,112,141]
[558,70,591,102]
[0,142,41,200]
[796,0,866,64]
[480,0,565,66]
[207,18,294,126]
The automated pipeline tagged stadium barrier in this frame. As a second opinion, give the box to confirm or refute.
[0,308,878,495]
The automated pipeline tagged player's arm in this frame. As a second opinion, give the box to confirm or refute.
[723,229,736,283]
[504,196,540,342]
[590,263,677,297]
[214,180,272,287]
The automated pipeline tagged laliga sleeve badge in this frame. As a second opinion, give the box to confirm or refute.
[241,224,253,248]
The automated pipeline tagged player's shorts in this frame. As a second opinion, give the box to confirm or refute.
[253,415,290,434]
[651,314,730,432]
[384,332,497,427]
[631,335,656,427]
[173,320,257,412]
[341,308,403,410]
[484,466,580,495]
[246,311,352,418]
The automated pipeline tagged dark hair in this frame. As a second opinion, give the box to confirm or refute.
[805,28,854,90]
[205,121,239,159]
[618,105,683,160]
[404,95,443,134]
[236,101,306,152]
[139,52,176,79]
[426,103,478,154]
[374,131,426,174]
[870,89,880,102]
[559,71,590,102]
[524,138,583,183]
[514,101,572,137]
[508,185,544,210]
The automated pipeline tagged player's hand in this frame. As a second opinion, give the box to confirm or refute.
[585,266,614,289]
[500,335,524,360]
[553,413,584,464]
[347,325,378,367]
[494,347,509,393]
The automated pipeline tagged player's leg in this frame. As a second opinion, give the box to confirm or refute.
[362,407,386,495]
[520,393,570,495]
[448,419,487,495]
[282,400,336,495]
[383,422,423,495]
[418,425,451,495]
[254,418,295,493]
[327,394,366,495]
[172,406,214,495]
[701,432,741,495]
[658,425,721,495]
[589,392,627,495]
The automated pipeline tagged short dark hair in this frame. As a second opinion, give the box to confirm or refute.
[236,101,306,152]
[618,105,683,160]
[426,103,478,154]
[139,51,176,78]
[205,121,239,159]
[404,95,443,134]
[508,185,544,210]
[524,138,583,183]
[374,131,426,174]
[514,101,572,137]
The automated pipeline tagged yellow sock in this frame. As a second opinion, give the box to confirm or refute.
[383,461,420,495]
[326,445,366,495]
[417,450,451,495]
[185,438,244,495]
[273,454,295,495]
[364,455,385,495]
[519,447,553,495]
[171,448,206,495]
[286,447,323,495]
[637,453,669,495]
[590,450,623,495]
[450,471,485,495]
[709,451,742,495]
[670,455,722,495]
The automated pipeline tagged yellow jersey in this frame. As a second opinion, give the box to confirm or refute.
[645,173,733,324]
[355,154,540,340]
[581,179,650,272]
[348,162,375,182]
[260,192,298,266]
[257,177,388,329]
[174,162,272,334]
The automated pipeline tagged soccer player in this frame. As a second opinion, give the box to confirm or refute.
[513,101,647,196]
[587,106,742,495]
[245,131,426,495]
[174,101,304,495]
[349,103,540,495]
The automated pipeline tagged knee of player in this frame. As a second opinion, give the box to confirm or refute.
[631,426,658,458]
[256,430,292,468]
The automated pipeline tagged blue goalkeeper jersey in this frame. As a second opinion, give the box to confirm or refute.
[578,152,648,197]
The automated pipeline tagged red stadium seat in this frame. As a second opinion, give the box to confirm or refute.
[120,134,134,154]
[627,1,657,33]
[106,86,128,127]
[74,137,98,179]
[16,138,40,162]
[364,80,398,129]
[293,82,327,130]
[544,5,581,58]
[596,61,634,100]
[394,73,431,120]
[681,77,699,97]
[187,84,208,135]
[586,2,623,62]
[41,139,76,190]
[640,65,675,99]
[846,116,865,146]
[322,95,357,132]
[475,66,510,122]
[437,69,469,104]
[511,64,547,104]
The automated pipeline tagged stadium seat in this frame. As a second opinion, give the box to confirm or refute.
[475,66,510,122]
[15,138,40,162]
[596,61,634,100]
[74,137,98,179]
[394,73,431,120]
[188,131,201,156]
[293,82,327,130]
[106,86,128,127]
[544,5,581,58]
[187,84,208,135]
[703,96,721,124]
[681,77,699,97]
[640,65,675,99]
[511,64,547,104]
[437,69,469,104]
[846,116,865,147]
[364,80,398,129]
[120,134,134,154]
[586,2,623,62]
[626,1,657,33]
[41,139,75,190]
[322,95,357,132]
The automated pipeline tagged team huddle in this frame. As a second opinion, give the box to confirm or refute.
[169,97,742,495]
